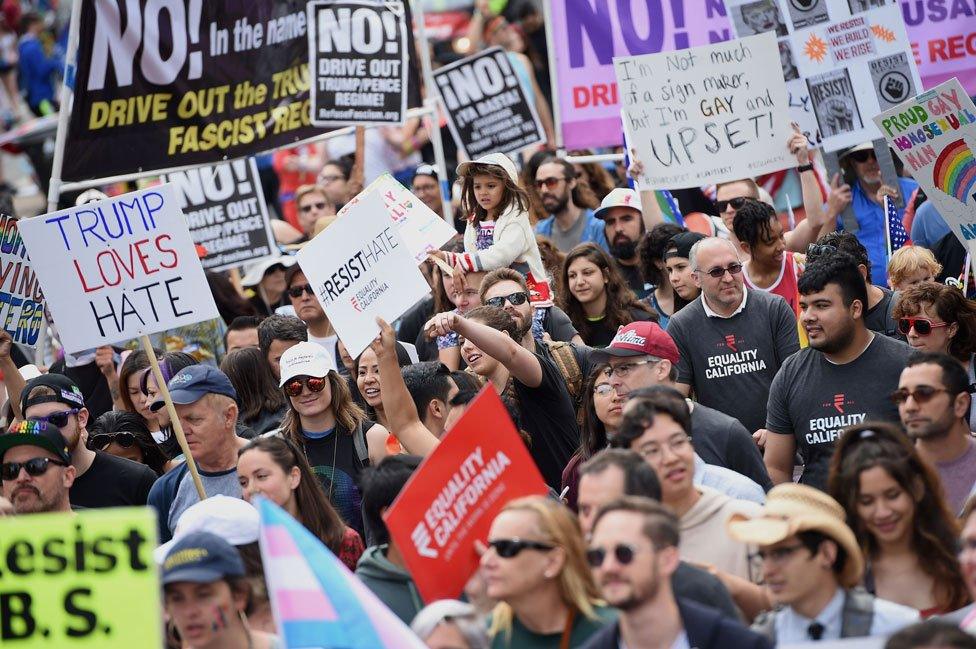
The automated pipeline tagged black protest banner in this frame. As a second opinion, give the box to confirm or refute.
[62,0,422,183]
[162,159,276,271]
[308,0,407,126]
[433,47,545,158]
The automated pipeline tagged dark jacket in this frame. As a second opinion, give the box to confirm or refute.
[580,598,772,649]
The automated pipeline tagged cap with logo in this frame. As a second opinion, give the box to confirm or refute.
[20,374,86,416]
[592,321,680,364]
[278,341,338,386]
[161,531,245,585]
[0,419,71,463]
[665,231,706,261]
[154,495,259,564]
[594,188,642,221]
[150,365,238,412]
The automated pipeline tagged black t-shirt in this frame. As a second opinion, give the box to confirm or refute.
[690,403,772,491]
[673,562,740,620]
[70,450,157,508]
[300,421,372,537]
[582,307,655,348]
[512,353,580,489]
[865,287,902,339]
[615,261,648,298]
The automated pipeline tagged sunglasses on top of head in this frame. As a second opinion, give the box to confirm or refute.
[87,431,138,451]
[284,376,328,397]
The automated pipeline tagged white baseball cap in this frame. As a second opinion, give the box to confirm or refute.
[278,341,337,386]
[457,152,519,184]
[154,495,260,564]
[594,187,642,220]
[241,255,297,287]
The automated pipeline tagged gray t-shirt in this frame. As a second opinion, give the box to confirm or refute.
[668,290,800,433]
[148,463,242,542]
[549,210,589,252]
[766,333,912,490]
[544,305,579,342]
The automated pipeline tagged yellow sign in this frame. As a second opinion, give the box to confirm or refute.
[0,507,161,647]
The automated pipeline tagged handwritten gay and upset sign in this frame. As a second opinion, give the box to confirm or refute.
[18,185,219,353]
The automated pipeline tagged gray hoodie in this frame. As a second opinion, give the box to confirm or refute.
[355,544,425,624]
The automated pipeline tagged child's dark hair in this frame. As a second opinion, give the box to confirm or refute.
[460,162,529,223]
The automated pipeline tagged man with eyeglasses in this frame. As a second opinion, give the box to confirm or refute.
[582,496,771,649]
[667,237,800,435]
[20,374,156,509]
[896,352,976,514]
[284,264,339,370]
[763,254,911,490]
[0,417,75,515]
[727,483,918,643]
[533,158,608,253]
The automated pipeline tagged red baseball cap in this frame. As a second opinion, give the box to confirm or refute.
[593,321,680,364]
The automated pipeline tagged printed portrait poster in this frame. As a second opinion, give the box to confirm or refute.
[162,158,276,271]
[874,78,976,259]
[383,386,549,603]
[730,0,789,36]
[0,507,161,648]
[295,191,429,357]
[0,214,45,347]
[614,31,793,189]
[17,185,220,354]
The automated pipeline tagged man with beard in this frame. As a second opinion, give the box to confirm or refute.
[896,352,976,514]
[595,188,649,298]
[581,496,771,649]
[533,157,608,252]
[762,254,911,490]
[20,374,157,509]
[0,419,75,514]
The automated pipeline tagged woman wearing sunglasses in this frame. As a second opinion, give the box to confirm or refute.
[893,283,976,429]
[274,341,390,538]
[828,423,968,617]
[481,495,614,648]
[560,243,654,348]
[87,410,168,476]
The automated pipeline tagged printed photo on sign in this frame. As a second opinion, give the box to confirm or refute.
[785,0,830,30]
[163,158,275,271]
[731,0,788,36]
[807,69,862,138]
[0,214,45,347]
[17,185,220,353]
[307,0,408,126]
[847,0,888,13]
[869,52,915,110]
[434,46,545,158]
[779,39,800,81]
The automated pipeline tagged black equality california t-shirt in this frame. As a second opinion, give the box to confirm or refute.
[766,333,912,490]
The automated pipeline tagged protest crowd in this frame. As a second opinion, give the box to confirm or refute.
[4,1,976,649]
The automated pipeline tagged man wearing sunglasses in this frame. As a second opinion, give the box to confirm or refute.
[667,237,800,436]
[897,352,976,514]
[284,265,339,370]
[582,496,770,649]
[21,374,157,510]
[295,184,334,239]
[0,418,75,515]
[533,157,608,253]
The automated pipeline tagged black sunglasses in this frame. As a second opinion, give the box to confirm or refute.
[488,538,554,558]
[715,197,748,213]
[847,149,877,163]
[287,284,315,298]
[299,202,327,213]
[485,291,529,309]
[88,431,138,451]
[586,543,638,568]
[702,262,743,279]
[28,408,80,429]
[1,457,68,481]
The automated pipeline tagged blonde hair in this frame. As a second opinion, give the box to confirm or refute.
[887,245,942,289]
[295,184,329,205]
[488,496,603,640]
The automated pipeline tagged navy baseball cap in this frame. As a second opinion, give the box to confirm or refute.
[150,365,237,412]
[0,419,71,463]
[20,374,86,415]
[161,531,245,585]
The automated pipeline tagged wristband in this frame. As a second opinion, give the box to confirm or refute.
[797,163,814,173]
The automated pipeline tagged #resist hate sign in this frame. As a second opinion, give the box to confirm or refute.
[307,0,408,126]
[18,185,219,354]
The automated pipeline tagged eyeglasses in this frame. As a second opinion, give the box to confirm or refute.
[299,202,327,213]
[848,150,877,163]
[1,457,68,481]
[88,431,137,451]
[715,197,748,213]
[898,317,949,336]
[889,385,951,405]
[27,409,80,429]
[284,376,328,397]
[586,543,639,568]
[750,543,806,565]
[593,383,614,396]
[637,434,692,461]
[287,284,315,298]
[487,538,555,558]
[485,291,529,309]
[534,177,565,190]
[702,263,743,279]
[605,358,660,379]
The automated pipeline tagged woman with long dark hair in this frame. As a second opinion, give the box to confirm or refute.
[559,243,654,347]
[638,223,686,329]
[221,347,287,435]
[88,410,169,476]
[237,436,364,570]
[829,422,970,616]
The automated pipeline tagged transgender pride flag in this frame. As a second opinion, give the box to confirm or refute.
[257,498,428,649]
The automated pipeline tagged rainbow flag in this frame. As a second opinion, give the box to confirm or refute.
[257,498,428,649]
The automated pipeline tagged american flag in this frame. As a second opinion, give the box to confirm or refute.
[884,195,912,257]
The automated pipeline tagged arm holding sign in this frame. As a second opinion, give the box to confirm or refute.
[371,318,439,457]
[95,346,123,410]
[626,154,666,230]
[784,125,830,253]
[0,331,24,420]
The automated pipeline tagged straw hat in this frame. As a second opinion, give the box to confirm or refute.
[726,483,864,588]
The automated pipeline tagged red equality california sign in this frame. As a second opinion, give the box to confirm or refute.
[383,386,548,603]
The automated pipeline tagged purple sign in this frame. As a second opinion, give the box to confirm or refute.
[550,0,732,149]
[901,0,976,96]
